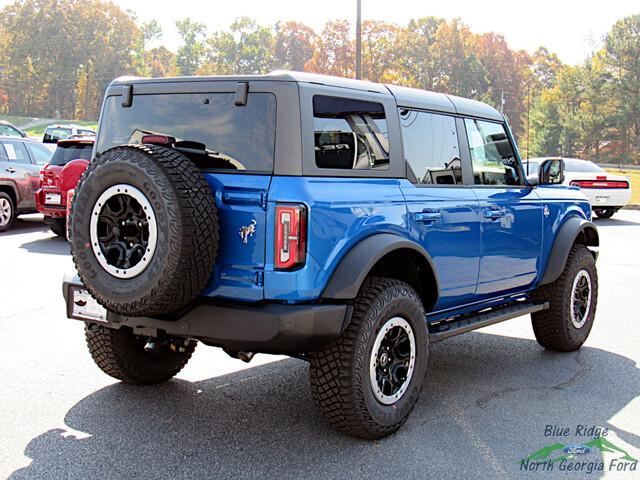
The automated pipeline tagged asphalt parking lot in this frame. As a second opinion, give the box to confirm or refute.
[1,210,639,479]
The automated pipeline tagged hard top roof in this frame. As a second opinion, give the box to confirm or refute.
[111,70,504,122]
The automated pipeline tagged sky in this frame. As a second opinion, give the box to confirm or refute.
[3,0,638,65]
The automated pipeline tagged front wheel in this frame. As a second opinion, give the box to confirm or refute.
[531,245,598,351]
[85,324,196,384]
[309,277,428,439]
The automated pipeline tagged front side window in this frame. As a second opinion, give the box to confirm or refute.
[2,140,31,164]
[400,110,461,184]
[313,95,389,170]
[465,119,522,186]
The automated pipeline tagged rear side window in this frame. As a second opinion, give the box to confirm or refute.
[27,142,53,165]
[97,93,276,173]
[464,119,522,186]
[0,124,22,137]
[399,110,461,184]
[50,144,93,166]
[313,95,389,170]
[2,140,31,164]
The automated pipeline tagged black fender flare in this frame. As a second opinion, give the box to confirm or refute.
[0,181,19,203]
[539,216,599,285]
[321,233,439,302]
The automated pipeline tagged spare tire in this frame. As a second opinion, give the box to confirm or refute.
[70,144,219,317]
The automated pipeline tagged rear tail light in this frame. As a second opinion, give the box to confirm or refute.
[570,180,629,189]
[275,204,307,270]
[39,169,45,181]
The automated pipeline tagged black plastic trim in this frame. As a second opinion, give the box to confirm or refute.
[321,233,439,301]
[64,280,350,354]
[539,216,599,285]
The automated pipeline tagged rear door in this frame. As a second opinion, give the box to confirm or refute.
[460,118,542,295]
[398,110,482,310]
[1,139,39,209]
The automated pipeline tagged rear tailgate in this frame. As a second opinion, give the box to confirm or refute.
[201,173,271,301]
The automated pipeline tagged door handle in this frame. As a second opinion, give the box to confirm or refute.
[415,209,441,223]
[5,167,16,174]
[484,208,506,220]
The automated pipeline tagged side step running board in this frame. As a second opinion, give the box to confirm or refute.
[428,302,549,343]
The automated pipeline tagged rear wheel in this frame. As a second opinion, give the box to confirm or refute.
[531,245,598,351]
[85,324,196,385]
[0,192,15,232]
[48,217,66,237]
[594,208,616,219]
[309,277,428,439]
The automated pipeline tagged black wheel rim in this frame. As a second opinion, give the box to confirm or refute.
[97,194,149,270]
[90,184,158,278]
[571,270,592,328]
[370,317,416,404]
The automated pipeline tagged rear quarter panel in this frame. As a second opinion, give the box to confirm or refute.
[264,176,407,301]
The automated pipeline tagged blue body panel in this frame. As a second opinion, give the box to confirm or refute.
[199,172,592,315]
[399,180,481,310]
[264,176,407,301]
[201,173,271,301]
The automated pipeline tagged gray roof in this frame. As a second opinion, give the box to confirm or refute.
[111,70,504,121]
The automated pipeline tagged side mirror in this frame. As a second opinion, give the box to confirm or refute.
[539,158,564,185]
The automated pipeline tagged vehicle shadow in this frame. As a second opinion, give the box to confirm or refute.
[594,217,639,227]
[10,333,640,480]
[20,235,69,255]
[0,215,47,236]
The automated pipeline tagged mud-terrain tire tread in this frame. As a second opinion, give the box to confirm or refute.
[309,277,427,439]
[70,144,219,316]
[85,324,196,384]
[531,244,598,352]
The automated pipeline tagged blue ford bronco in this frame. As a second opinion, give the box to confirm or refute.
[63,71,599,439]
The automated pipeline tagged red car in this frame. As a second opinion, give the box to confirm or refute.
[35,136,93,236]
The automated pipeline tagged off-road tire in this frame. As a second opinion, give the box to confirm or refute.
[70,144,219,316]
[309,277,428,439]
[594,208,615,219]
[0,191,16,232]
[85,324,196,385]
[531,245,598,351]
[49,217,66,237]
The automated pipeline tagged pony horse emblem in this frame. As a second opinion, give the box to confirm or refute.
[239,219,257,244]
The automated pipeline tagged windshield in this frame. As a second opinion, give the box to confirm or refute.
[50,143,93,166]
[97,92,276,173]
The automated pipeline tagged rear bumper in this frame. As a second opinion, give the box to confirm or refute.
[35,188,67,217]
[63,274,351,355]
[583,188,632,208]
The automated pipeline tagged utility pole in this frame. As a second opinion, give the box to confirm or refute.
[356,0,362,79]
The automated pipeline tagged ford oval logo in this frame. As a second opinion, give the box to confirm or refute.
[563,445,591,455]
